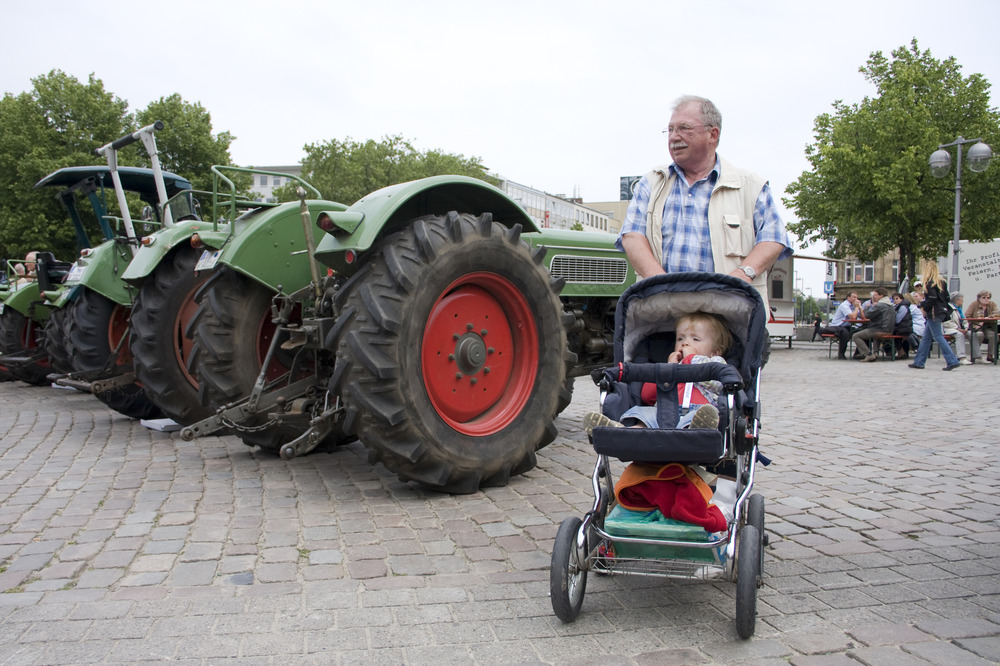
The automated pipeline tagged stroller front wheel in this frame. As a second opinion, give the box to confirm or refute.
[746,493,766,577]
[550,517,588,622]
[735,524,761,639]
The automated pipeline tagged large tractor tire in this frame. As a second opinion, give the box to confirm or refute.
[0,308,51,385]
[188,267,280,412]
[43,306,74,375]
[64,287,161,420]
[330,211,572,493]
[187,267,333,453]
[130,246,213,425]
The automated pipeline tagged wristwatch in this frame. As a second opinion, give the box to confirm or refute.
[738,265,757,279]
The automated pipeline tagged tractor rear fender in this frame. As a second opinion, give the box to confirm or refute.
[313,176,539,276]
[210,200,349,293]
[120,222,230,285]
[61,241,136,306]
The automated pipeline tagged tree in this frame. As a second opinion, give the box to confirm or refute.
[0,71,237,262]
[271,134,496,204]
[0,70,130,261]
[784,40,1000,281]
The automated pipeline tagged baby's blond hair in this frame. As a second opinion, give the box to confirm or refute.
[677,312,732,356]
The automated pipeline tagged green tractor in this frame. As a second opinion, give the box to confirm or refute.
[40,123,201,418]
[121,165,325,425]
[0,157,128,386]
[182,175,634,493]
[0,252,74,385]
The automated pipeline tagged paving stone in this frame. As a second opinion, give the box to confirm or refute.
[849,623,937,647]
[782,629,857,654]
[953,636,1000,662]
[847,645,935,665]
[915,617,1000,639]
[902,639,995,665]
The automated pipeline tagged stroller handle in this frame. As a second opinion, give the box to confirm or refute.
[597,361,744,392]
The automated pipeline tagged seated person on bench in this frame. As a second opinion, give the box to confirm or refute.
[818,291,862,359]
[852,287,894,362]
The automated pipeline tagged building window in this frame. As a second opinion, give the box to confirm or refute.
[259,175,268,187]
[891,260,899,284]
[844,261,874,283]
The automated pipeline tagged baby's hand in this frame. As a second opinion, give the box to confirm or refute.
[668,351,682,363]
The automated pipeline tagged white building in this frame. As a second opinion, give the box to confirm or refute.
[245,166,617,234]
[495,178,617,234]
[249,165,303,202]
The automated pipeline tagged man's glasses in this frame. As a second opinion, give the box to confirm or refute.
[662,124,711,137]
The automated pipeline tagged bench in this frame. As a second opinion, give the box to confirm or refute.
[876,334,906,361]
[822,331,860,359]
[820,333,837,358]
[932,333,956,358]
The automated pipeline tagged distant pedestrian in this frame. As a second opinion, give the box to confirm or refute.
[908,260,960,371]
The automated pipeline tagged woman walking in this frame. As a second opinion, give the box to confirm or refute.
[908,260,961,371]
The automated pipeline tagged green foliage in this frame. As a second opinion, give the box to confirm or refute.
[784,40,1000,280]
[0,71,129,261]
[271,134,497,204]
[0,71,236,262]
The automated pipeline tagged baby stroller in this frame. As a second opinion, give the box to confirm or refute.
[549,272,768,639]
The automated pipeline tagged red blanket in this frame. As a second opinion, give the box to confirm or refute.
[614,462,727,532]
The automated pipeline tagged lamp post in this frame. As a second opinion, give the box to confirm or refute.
[794,274,804,323]
[929,136,993,292]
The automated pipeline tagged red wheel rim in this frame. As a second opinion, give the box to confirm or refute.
[173,280,209,388]
[109,305,131,365]
[256,303,301,382]
[421,272,539,435]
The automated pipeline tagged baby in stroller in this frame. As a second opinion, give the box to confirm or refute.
[584,310,734,433]
[550,272,767,639]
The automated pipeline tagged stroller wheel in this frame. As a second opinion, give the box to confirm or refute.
[550,517,588,622]
[746,493,766,577]
[736,524,761,639]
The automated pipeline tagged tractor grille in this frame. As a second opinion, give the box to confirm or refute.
[549,254,629,284]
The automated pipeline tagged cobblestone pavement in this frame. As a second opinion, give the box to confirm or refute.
[1,342,999,665]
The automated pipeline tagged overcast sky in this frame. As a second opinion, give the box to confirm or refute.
[3,0,998,294]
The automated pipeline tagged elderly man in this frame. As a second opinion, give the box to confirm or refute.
[852,287,894,362]
[14,251,38,286]
[617,95,793,311]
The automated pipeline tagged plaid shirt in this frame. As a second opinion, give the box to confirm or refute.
[616,158,792,272]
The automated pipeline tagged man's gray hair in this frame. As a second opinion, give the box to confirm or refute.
[672,95,722,131]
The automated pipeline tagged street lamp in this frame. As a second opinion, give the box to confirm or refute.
[929,136,993,292]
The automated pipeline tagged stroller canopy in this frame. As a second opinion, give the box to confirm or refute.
[613,272,767,384]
